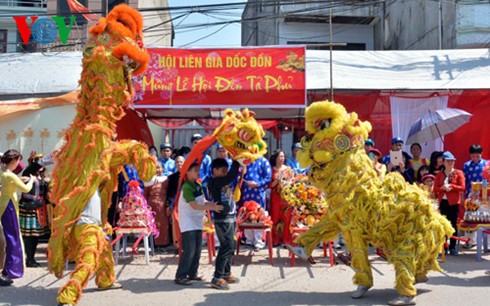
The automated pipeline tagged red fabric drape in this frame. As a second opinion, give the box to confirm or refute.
[149,118,193,128]
[446,89,490,162]
[116,108,154,146]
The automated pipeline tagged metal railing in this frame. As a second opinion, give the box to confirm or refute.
[0,0,47,8]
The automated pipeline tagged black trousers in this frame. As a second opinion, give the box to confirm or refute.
[439,199,459,250]
[213,220,236,279]
[175,230,202,279]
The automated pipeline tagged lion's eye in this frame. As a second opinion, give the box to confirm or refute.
[320,119,331,130]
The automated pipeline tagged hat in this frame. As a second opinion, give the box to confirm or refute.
[368,148,382,156]
[442,151,456,161]
[216,144,224,150]
[391,137,404,145]
[160,143,173,150]
[365,138,375,146]
[28,152,44,164]
[421,174,435,182]
[191,133,203,142]
[291,142,302,150]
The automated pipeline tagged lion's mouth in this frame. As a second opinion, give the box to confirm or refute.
[235,141,247,150]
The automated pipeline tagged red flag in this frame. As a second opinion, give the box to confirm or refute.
[66,0,98,21]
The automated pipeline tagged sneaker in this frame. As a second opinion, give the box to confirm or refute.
[449,249,458,256]
[387,296,416,305]
[284,244,308,260]
[223,275,240,284]
[462,242,476,249]
[334,244,343,250]
[174,278,192,286]
[0,274,13,286]
[188,274,205,281]
[351,285,371,299]
[211,278,230,290]
[98,282,123,291]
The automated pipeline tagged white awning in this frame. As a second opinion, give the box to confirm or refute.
[306,48,490,90]
[1,48,488,97]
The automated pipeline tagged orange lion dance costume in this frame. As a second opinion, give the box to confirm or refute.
[47,5,155,305]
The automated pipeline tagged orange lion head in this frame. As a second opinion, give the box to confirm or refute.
[87,4,149,76]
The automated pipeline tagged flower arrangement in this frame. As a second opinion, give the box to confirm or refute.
[280,173,328,227]
[464,198,480,212]
[237,200,272,227]
[482,161,490,181]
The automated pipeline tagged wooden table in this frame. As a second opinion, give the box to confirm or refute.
[458,221,490,261]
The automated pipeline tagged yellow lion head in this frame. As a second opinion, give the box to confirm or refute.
[297,100,371,168]
[213,108,267,165]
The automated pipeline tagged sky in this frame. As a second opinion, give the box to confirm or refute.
[167,0,245,48]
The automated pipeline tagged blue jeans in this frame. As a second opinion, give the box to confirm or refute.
[175,230,202,279]
[213,220,236,279]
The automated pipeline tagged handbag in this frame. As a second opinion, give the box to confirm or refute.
[20,178,43,210]
[19,197,43,210]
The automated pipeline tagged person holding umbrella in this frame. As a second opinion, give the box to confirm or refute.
[433,151,465,256]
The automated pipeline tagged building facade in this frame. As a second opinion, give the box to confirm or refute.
[0,0,173,53]
[242,0,490,50]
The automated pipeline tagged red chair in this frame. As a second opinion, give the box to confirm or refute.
[235,222,274,265]
[204,211,216,264]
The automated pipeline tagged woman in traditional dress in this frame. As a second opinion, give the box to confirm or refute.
[269,149,292,246]
[0,149,35,286]
[144,161,169,248]
[19,157,50,267]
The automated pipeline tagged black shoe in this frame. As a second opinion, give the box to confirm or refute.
[174,278,192,286]
[26,260,41,268]
[0,274,13,286]
[188,274,205,281]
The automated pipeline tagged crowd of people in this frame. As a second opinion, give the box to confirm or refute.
[0,133,488,290]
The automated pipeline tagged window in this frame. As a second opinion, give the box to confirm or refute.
[287,41,366,50]
[0,30,7,53]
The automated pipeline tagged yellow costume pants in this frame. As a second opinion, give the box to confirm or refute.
[57,224,115,305]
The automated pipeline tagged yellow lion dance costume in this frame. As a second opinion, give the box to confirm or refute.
[293,101,453,306]
[47,5,155,305]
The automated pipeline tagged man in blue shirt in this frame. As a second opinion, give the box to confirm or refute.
[158,143,176,176]
[285,143,309,175]
[462,144,487,249]
[463,144,487,197]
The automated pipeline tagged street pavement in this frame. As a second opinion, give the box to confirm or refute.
[1,243,489,306]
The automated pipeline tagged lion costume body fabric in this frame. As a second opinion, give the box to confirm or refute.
[47,5,155,305]
[294,101,453,301]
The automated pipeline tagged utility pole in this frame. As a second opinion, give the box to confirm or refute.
[438,0,442,49]
[329,6,334,100]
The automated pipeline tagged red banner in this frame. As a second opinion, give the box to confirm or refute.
[133,47,306,108]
